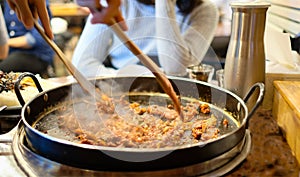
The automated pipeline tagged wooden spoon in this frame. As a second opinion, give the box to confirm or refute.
[109,19,182,115]
[76,0,182,116]
[34,20,108,132]
[34,21,102,100]
[35,20,181,116]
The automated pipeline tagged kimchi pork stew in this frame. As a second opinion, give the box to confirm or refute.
[33,93,238,148]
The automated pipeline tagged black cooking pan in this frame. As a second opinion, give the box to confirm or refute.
[15,73,264,172]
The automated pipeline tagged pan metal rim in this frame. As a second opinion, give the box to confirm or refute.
[12,121,251,177]
[21,76,249,152]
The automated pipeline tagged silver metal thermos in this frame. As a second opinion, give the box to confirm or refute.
[224,2,270,99]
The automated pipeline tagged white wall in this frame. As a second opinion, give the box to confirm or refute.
[211,0,254,22]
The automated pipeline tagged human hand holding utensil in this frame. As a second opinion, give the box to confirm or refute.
[76,0,182,116]
[6,0,53,39]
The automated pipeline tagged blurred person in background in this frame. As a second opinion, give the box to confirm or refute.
[5,0,218,78]
[72,0,219,77]
[5,0,125,39]
[0,0,54,78]
[5,0,53,39]
[0,6,8,59]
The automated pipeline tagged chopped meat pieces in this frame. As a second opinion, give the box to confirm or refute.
[192,116,218,141]
[35,95,230,148]
[223,118,229,128]
[199,103,210,114]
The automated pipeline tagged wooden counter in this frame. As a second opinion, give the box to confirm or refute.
[273,80,300,165]
[263,73,300,110]
[50,3,89,17]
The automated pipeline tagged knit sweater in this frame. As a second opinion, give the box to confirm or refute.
[72,0,219,77]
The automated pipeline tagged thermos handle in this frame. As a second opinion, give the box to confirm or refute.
[242,82,265,127]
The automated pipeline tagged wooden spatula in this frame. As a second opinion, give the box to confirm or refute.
[109,19,182,115]
[35,19,181,116]
[34,21,103,99]
[76,0,182,115]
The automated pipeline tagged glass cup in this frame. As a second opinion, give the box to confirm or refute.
[187,64,214,82]
[216,69,224,88]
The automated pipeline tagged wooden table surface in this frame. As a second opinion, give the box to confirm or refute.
[50,3,90,17]
[274,80,300,118]
[273,80,300,165]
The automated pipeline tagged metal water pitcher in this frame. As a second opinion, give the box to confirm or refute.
[223,2,270,99]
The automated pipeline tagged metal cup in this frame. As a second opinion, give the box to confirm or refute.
[187,64,214,82]
[216,69,224,88]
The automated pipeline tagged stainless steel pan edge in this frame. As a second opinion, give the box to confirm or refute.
[15,74,264,171]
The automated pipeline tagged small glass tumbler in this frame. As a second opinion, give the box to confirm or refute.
[216,69,224,87]
[187,64,214,82]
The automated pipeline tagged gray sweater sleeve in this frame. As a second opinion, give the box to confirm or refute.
[72,0,219,77]
[0,7,8,46]
[156,0,219,76]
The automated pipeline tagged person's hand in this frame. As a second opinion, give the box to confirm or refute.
[90,0,128,31]
[6,0,53,39]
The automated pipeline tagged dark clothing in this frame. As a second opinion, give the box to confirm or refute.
[0,52,49,75]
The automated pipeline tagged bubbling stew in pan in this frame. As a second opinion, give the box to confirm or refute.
[34,93,237,148]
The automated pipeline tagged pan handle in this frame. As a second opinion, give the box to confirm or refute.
[14,72,44,106]
[243,82,265,120]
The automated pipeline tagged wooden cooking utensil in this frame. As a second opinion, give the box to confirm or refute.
[35,19,181,116]
[109,19,182,115]
[75,0,182,115]
[34,21,101,99]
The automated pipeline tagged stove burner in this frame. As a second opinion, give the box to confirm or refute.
[12,124,251,177]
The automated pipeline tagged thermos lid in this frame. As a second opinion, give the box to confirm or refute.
[230,1,270,8]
